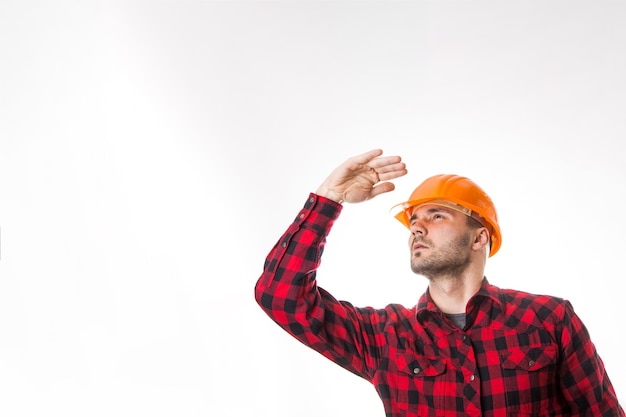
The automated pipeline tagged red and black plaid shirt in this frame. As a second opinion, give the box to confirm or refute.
[255,193,624,417]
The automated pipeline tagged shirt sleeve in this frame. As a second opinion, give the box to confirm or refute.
[557,300,625,416]
[254,193,383,380]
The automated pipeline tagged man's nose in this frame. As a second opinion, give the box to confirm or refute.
[410,219,426,235]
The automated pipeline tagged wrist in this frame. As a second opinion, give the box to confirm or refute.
[315,186,344,204]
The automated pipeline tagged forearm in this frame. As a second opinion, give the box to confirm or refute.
[254,194,374,378]
[254,193,340,326]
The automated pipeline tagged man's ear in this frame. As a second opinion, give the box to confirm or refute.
[473,228,490,252]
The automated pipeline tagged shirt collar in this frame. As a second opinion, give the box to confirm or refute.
[416,277,504,318]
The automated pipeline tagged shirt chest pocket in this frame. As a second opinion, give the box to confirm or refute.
[501,345,557,371]
[401,354,446,378]
[500,345,559,415]
[395,353,449,417]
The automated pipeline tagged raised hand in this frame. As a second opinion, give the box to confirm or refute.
[316,149,407,204]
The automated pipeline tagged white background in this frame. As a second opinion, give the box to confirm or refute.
[1,1,625,416]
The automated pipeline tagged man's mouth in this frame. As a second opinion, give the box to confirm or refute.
[412,240,428,251]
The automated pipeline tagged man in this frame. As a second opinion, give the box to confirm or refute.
[254,149,624,416]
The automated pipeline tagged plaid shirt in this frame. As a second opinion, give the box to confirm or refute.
[255,194,624,417]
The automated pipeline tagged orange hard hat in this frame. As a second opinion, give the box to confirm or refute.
[391,174,502,257]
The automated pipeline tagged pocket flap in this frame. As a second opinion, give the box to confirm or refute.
[398,353,446,377]
[501,345,558,371]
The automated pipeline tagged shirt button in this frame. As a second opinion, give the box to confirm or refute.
[299,213,305,219]
[309,197,315,204]
[469,375,475,381]
[413,367,421,374]
[282,242,287,248]
[529,360,535,367]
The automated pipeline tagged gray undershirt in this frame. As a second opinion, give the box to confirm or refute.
[445,312,467,329]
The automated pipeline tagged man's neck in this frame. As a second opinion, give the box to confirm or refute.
[428,274,483,314]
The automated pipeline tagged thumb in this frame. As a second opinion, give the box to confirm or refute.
[369,182,396,199]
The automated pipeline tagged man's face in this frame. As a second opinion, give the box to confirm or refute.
[407,204,475,280]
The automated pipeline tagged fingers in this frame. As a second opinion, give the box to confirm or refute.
[351,148,384,164]
[351,149,406,176]
[352,149,407,187]
[369,153,407,183]
[368,154,402,169]
[375,161,407,179]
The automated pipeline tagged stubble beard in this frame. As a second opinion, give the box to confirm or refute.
[410,232,473,281]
